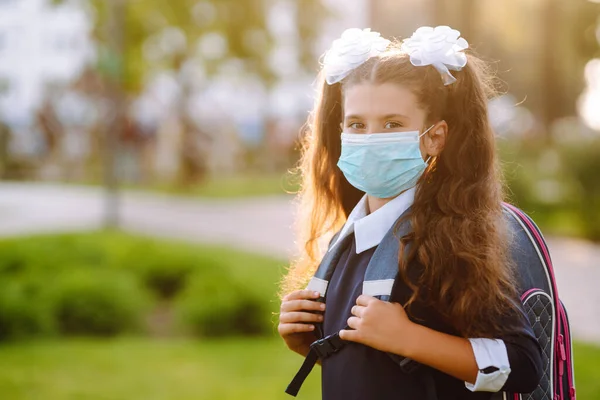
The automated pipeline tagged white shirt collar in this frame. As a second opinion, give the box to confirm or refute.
[329,186,416,254]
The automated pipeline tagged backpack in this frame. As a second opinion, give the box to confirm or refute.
[497,203,575,400]
[286,203,575,400]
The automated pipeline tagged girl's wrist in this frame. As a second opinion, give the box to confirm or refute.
[394,320,423,359]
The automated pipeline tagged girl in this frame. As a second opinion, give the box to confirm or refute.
[278,26,543,399]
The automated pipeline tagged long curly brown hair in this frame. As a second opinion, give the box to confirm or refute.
[282,43,519,338]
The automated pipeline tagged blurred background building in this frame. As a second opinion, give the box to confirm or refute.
[0,0,596,236]
[0,0,598,233]
[0,0,92,171]
[0,0,598,179]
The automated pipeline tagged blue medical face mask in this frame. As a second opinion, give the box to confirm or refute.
[337,125,434,198]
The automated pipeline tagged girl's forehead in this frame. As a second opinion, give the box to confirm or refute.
[343,82,424,119]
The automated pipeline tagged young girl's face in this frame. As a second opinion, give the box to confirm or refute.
[342,82,430,159]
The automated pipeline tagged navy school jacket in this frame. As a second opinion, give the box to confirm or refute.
[307,208,544,399]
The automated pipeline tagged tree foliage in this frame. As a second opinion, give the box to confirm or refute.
[53,0,328,93]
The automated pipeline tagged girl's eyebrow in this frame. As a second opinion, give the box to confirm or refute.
[344,114,362,120]
[381,113,409,120]
[344,113,410,120]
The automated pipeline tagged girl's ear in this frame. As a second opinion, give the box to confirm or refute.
[423,120,448,157]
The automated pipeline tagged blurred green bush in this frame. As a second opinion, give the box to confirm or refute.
[0,278,55,340]
[124,246,195,300]
[52,270,148,336]
[175,270,270,337]
[500,137,600,241]
[0,232,284,341]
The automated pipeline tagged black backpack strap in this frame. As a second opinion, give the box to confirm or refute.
[362,208,412,299]
[285,232,354,396]
[419,370,439,400]
[363,210,423,374]
[285,350,318,397]
[305,231,353,298]
[304,232,354,338]
[285,329,347,396]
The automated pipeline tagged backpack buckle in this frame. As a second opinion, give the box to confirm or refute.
[310,332,345,359]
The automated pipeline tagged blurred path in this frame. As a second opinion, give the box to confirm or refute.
[0,182,296,258]
[0,182,598,343]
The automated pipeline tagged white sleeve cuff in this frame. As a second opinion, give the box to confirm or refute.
[465,338,511,392]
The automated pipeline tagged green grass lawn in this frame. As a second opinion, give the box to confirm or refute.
[0,232,598,399]
[0,337,597,400]
[572,341,600,398]
[0,336,320,400]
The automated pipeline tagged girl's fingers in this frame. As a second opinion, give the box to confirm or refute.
[355,295,376,306]
[339,328,360,342]
[280,311,323,324]
[347,316,360,330]
[283,290,321,302]
[351,305,365,317]
[278,323,315,335]
[281,299,325,313]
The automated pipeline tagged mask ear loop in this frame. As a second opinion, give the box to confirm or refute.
[419,124,435,138]
[424,156,437,184]
[419,124,436,164]
[419,124,439,186]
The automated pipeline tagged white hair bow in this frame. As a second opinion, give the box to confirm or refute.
[401,25,469,85]
[322,28,390,85]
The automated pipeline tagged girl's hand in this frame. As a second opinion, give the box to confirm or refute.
[278,290,325,356]
[339,295,417,356]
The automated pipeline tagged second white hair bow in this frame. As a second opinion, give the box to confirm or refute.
[401,25,469,85]
[323,28,390,85]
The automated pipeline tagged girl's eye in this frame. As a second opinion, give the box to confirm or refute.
[348,122,365,130]
[385,121,403,129]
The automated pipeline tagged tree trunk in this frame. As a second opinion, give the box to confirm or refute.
[104,0,126,228]
[541,0,560,139]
